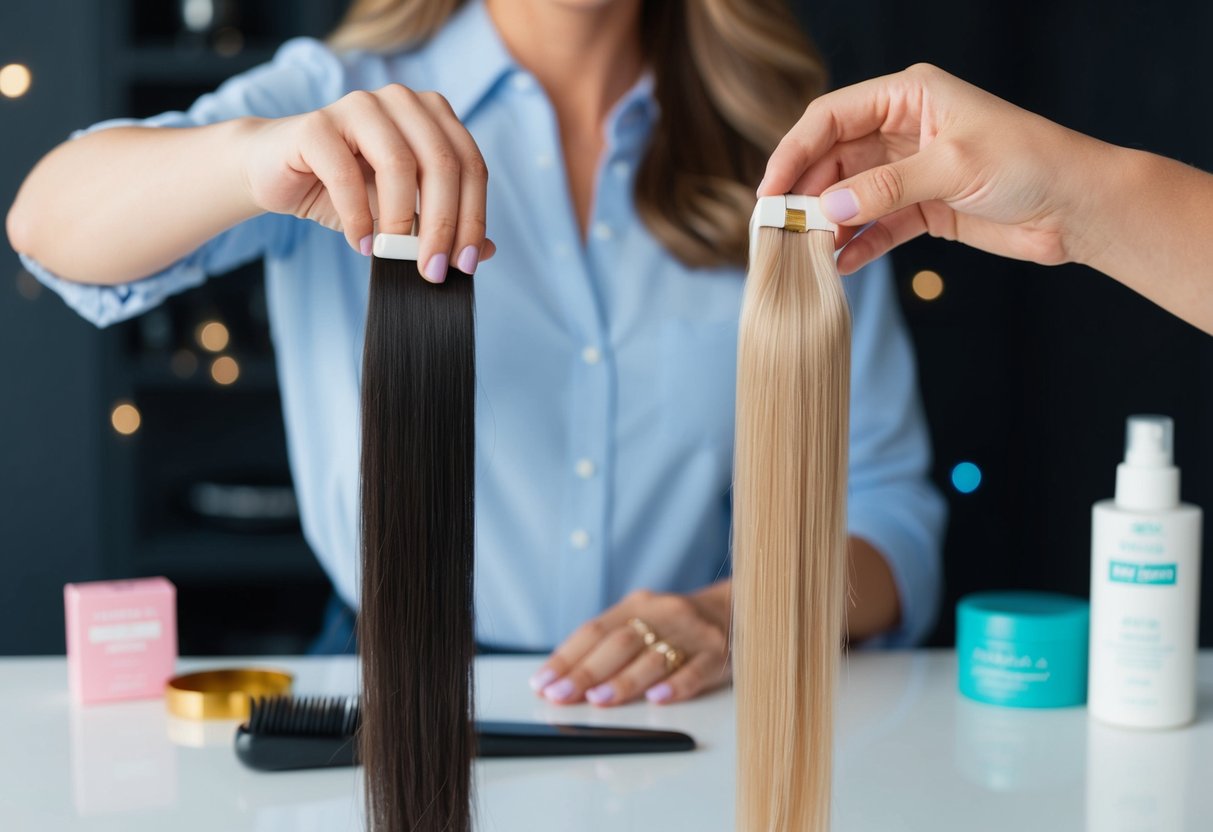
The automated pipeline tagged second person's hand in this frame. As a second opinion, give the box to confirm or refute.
[759,64,1120,275]
[239,84,496,282]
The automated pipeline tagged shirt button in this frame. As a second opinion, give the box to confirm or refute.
[512,73,534,92]
[592,222,613,241]
[569,529,591,550]
[536,152,555,169]
[575,458,596,479]
[581,346,601,365]
[611,160,630,178]
[553,242,571,258]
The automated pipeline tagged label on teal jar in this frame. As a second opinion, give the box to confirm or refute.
[958,639,1087,708]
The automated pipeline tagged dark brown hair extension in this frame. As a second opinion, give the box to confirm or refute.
[359,255,476,832]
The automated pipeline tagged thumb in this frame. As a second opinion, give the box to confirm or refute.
[820,145,957,226]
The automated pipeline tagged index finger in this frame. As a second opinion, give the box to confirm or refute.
[759,69,916,197]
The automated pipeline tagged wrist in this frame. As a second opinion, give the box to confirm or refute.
[1064,139,1152,271]
[226,116,270,221]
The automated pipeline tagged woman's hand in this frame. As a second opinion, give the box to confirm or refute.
[240,85,496,281]
[530,582,732,707]
[760,64,1119,276]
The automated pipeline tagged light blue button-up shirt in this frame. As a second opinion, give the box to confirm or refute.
[24,0,945,649]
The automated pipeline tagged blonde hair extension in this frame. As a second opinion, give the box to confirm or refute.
[733,225,850,831]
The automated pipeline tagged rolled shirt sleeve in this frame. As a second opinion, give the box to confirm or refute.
[19,38,346,328]
[844,257,947,646]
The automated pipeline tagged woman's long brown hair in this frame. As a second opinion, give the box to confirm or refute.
[733,227,850,831]
[359,256,476,832]
[329,0,825,268]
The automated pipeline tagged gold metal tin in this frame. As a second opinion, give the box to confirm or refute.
[165,668,293,720]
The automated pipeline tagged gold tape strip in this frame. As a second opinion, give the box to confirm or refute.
[784,208,808,232]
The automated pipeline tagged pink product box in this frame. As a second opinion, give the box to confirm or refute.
[64,577,178,705]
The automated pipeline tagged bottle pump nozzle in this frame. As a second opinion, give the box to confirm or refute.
[1125,415,1174,468]
[1116,415,1179,510]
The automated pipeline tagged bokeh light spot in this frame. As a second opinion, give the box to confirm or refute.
[912,270,944,301]
[951,461,982,494]
[196,321,230,353]
[111,402,141,436]
[0,64,32,99]
[210,355,240,385]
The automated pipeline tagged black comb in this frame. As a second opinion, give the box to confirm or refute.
[235,695,695,772]
[236,696,361,771]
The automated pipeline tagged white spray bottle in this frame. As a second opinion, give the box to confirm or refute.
[1089,415,1203,728]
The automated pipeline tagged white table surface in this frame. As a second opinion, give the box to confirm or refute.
[1,650,1210,831]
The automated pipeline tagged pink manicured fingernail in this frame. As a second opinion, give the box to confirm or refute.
[359,235,373,257]
[821,188,859,222]
[529,668,557,692]
[543,678,576,702]
[424,253,448,283]
[645,683,673,704]
[456,245,479,275]
[585,684,615,705]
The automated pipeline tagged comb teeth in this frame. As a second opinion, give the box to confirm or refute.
[247,695,360,736]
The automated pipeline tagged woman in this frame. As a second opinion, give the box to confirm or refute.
[7,0,944,706]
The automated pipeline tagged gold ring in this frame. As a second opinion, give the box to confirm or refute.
[650,640,686,673]
[627,617,659,647]
[165,668,294,721]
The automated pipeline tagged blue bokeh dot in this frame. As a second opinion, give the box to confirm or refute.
[951,461,982,494]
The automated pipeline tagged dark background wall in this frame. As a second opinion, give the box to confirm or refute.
[800,0,1213,646]
[1,0,1210,654]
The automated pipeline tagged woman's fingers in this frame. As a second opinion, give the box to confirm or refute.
[376,84,463,282]
[819,141,965,227]
[786,134,892,252]
[274,86,493,269]
[529,590,651,694]
[790,133,895,202]
[529,616,615,694]
[332,91,417,240]
[760,67,929,197]
[646,651,730,705]
[590,616,729,707]
[416,91,489,275]
[589,648,669,706]
[532,589,732,707]
[542,625,646,704]
[296,111,376,252]
[835,203,931,275]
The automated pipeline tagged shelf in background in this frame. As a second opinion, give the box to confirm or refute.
[135,528,326,582]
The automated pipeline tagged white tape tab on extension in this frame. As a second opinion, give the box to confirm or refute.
[372,233,420,262]
[748,195,837,265]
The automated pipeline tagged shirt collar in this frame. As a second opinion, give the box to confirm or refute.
[422,0,517,121]
[423,1,659,147]
[604,71,658,153]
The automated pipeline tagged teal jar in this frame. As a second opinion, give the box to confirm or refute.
[956,592,1090,708]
